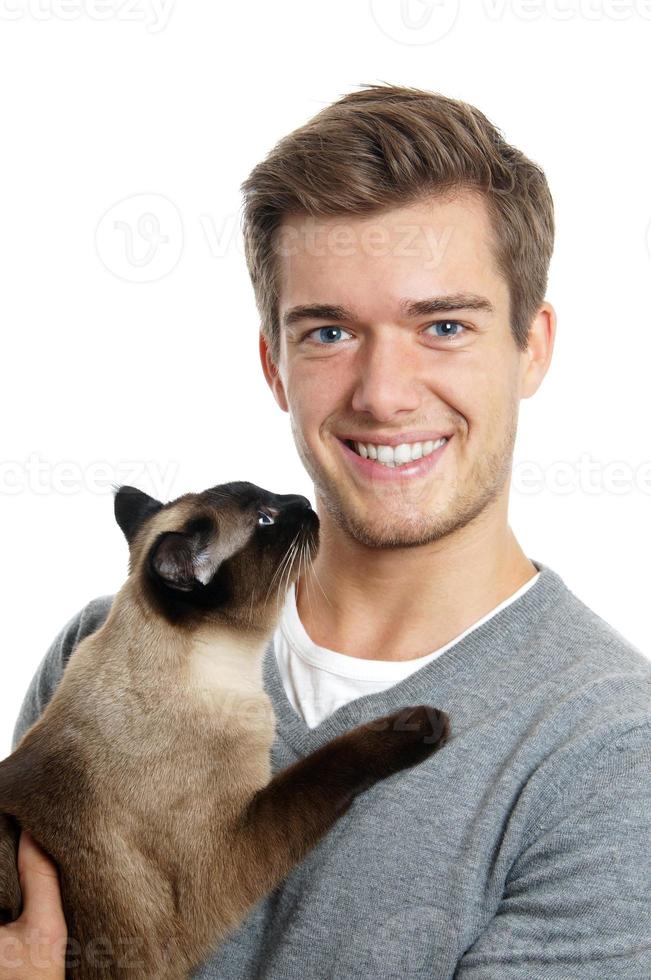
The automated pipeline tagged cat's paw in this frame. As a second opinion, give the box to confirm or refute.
[356,705,450,779]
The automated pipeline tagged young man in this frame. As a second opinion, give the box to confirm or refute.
[5,85,651,978]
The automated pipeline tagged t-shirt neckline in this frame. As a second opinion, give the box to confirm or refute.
[263,558,566,756]
[277,568,541,684]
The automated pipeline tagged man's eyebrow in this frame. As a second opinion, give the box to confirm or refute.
[281,293,494,329]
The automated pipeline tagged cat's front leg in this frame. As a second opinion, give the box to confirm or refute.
[227,705,449,915]
[0,812,22,924]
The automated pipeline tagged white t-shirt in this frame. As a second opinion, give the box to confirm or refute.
[273,571,541,728]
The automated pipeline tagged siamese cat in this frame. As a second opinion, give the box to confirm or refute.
[0,480,450,979]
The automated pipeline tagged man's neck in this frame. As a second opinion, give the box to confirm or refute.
[294,521,537,663]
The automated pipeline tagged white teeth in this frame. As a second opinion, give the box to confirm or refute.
[353,437,448,467]
[393,444,413,466]
[377,446,394,464]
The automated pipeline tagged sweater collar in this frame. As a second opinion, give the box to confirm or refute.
[262,559,569,756]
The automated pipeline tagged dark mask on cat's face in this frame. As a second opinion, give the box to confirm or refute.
[113,481,319,631]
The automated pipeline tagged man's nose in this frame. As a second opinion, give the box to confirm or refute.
[351,335,421,420]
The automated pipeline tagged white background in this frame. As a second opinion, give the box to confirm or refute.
[1,0,650,754]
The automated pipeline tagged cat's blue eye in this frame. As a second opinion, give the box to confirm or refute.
[257,509,276,526]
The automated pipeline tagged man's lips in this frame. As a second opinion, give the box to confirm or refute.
[334,434,452,482]
[336,430,454,448]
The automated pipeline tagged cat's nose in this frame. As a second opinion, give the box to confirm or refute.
[283,494,312,511]
[290,493,312,510]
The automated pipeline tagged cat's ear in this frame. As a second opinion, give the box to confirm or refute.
[113,485,164,546]
[148,527,223,591]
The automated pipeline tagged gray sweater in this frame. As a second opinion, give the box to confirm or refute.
[11,560,651,979]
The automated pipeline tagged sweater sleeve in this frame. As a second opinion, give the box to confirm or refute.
[11,595,115,752]
[454,724,651,980]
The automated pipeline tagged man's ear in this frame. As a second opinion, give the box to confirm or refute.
[259,329,289,412]
[519,303,557,399]
[113,485,164,546]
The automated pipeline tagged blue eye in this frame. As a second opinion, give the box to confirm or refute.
[306,326,352,345]
[257,509,276,526]
[427,320,466,340]
[303,322,466,345]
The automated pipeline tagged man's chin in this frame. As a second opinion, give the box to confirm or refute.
[322,495,453,550]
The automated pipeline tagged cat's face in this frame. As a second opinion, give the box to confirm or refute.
[113,481,319,631]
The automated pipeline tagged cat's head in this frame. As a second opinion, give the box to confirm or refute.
[112,480,319,634]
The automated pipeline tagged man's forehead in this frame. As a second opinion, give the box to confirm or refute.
[276,193,501,305]
[277,207,504,325]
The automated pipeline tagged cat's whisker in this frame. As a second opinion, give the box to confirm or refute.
[304,548,332,610]
[295,540,306,616]
[299,540,316,622]
[265,530,301,611]
[282,537,302,615]
[276,537,300,622]
[263,534,295,607]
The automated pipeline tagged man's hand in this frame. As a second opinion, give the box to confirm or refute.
[0,830,67,978]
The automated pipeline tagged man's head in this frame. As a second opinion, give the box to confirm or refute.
[240,84,556,551]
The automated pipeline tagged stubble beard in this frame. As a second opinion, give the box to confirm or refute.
[291,410,518,551]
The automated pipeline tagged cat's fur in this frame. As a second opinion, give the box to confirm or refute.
[0,480,450,978]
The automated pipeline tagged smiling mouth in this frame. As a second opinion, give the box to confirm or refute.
[341,436,450,469]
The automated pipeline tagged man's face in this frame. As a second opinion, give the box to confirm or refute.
[263,191,530,550]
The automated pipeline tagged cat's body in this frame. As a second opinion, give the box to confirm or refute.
[0,481,450,979]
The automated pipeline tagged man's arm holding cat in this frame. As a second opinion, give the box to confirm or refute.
[1,596,114,980]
